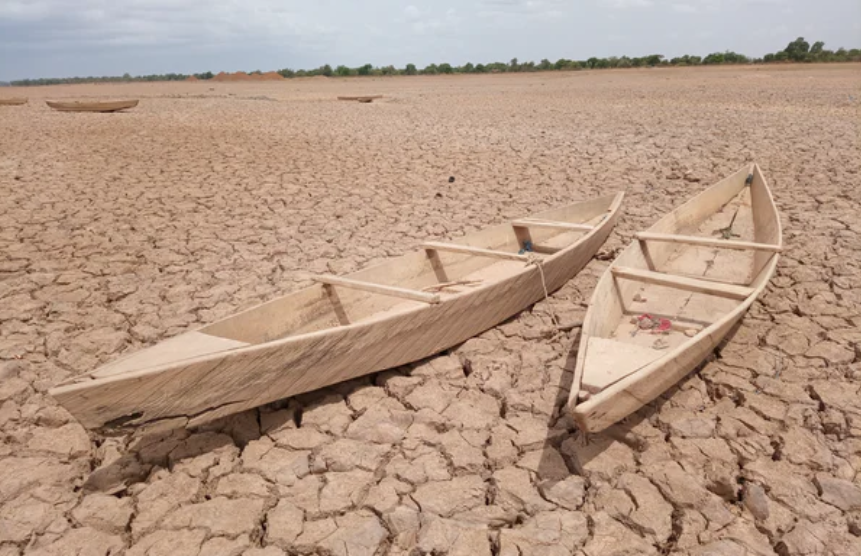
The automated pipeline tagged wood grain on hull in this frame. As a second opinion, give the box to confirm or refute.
[46,100,139,113]
[570,164,781,433]
[51,193,623,433]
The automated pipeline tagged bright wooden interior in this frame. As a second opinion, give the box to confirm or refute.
[91,195,617,379]
[577,165,781,395]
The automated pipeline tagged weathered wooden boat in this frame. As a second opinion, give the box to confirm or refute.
[0,98,27,106]
[46,99,139,113]
[337,95,382,103]
[51,193,625,433]
[569,164,781,433]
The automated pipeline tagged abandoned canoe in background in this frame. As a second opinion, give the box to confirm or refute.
[46,100,139,113]
[51,192,624,433]
[338,95,383,103]
[0,98,27,106]
[569,164,781,433]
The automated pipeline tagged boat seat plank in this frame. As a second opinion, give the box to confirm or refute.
[512,219,595,232]
[637,232,782,253]
[311,274,440,304]
[612,267,754,300]
[422,242,532,262]
[582,337,665,393]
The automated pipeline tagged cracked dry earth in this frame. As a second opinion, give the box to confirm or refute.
[1,65,860,556]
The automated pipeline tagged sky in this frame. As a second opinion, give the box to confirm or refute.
[1,0,859,80]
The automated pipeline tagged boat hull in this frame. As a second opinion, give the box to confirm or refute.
[46,100,139,113]
[51,193,623,433]
[570,164,781,433]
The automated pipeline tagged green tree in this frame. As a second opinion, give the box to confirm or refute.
[335,65,351,76]
[538,59,552,71]
[784,37,810,61]
[461,62,475,73]
[438,62,454,74]
[702,52,725,64]
[474,63,487,73]
[357,63,373,76]
[423,63,439,74]
[509,57,519,71]
[810,41,825,56]
[404,63,417,75]
[320,64,333,77]
[645,54,664,66]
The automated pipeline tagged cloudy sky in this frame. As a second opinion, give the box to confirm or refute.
[1,0,858,80]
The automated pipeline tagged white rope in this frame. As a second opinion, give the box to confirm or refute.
[525,253,560,327]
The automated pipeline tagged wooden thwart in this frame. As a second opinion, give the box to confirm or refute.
[311,274,440,304]
[422,242,531,262]
[611,266,754,300]
[636,232,782,253]
[512,219,595,232]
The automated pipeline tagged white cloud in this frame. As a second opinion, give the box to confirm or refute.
[0,0,337,50]
[478,0,567,20]
[400,5,462,36]
[600,0,654,9]
[671,3,698,12]
[404,5,422,20]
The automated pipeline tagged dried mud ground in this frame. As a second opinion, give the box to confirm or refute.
[1,65,860,556]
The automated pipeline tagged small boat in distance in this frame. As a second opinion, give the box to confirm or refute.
[51,192,624,434]
[569,164,781,433]
[46,99,139,113]
[338,95,383,103]
[0,98,27,106]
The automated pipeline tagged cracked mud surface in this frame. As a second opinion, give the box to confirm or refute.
[1,65,860,555]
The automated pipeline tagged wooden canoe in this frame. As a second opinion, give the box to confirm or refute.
[46,99,139,113]
[569,164,781,433]
[50,193,625,433]
[337,95,383,102]
[0,98,27,106]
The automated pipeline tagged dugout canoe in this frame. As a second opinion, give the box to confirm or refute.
[0,98,27,106]
[337,95,383,102]
[46,99,139,112]
[569,164,781,433]
[51,192,625,433]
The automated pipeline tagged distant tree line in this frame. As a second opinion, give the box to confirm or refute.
[9,38,859,86]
